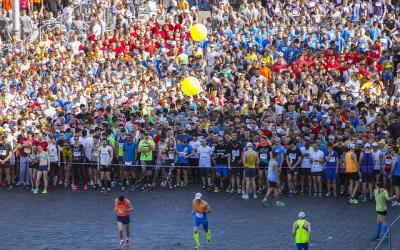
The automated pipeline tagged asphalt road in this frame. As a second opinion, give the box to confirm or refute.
[0,186,399,250]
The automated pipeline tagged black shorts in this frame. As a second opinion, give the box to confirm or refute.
[373,169,381,175]
[176,162,188,171]
[300,168,311,176]
[346,172,359,181]
[117,216,130,225]
[230,164,242,177]
[280,166,287,177]
[199,167,211,177]
[268,181,278,187]
[288,168,300,176]
[259,162,267,170]
[339,172,346,185]
[393,175,400,186]
[361,173,374,183]
[189,158,199,168]
[244,168,256,178]
[377,210,387,216]
[311,171,323,177]
[0,163,10,169]
[50,162,59,176]
[29,163,38,169]
[100,165,111,172]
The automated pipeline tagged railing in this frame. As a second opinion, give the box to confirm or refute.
[375,213,400,250]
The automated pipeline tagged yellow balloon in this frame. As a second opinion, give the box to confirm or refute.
[181,77,202,96]
[190,24,208,42]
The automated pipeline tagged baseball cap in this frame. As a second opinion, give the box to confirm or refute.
[195,193,202,200]
[349,144,355,149]
[298,211,306,218]
[364,143,371,148]
[356,140,363,145]
[246,142,253,147]
[372,142,378,147]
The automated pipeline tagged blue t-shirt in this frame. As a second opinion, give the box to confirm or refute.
[176,144,192,164]
[123,141,137,162]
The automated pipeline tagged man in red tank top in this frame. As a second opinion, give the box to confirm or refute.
[114,195,134,249]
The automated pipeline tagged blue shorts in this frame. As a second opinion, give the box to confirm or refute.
[117,216,130,225]
[325,168,337,181]
[193,217,209,230]
[383,72,393,81]
[38,165,48,171]
[216,164,229,177]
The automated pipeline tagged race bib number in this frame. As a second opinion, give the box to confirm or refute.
[24,148,31,154]
[260,154,267,160]
[0,150,6,156]
[73,152,81,157]
[168,153,174,160]
[125,161,132,166]
[329,157,336,163]
[385,159,392,165]
[195,212,203,218]
[312,162,320,168]
[232,150,240,157]
[49,155,57,162]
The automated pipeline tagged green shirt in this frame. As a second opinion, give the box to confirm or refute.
[138,139,155,161]
[374,189,389,212]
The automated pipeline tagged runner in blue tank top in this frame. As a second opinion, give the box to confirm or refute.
[390,156,400,206]
[324,144,338,197]
[359,143,374,202]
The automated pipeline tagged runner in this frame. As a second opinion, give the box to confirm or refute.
[0,133,13,190]
[345,144,360,204]
[213,138,230,192]
[383,146,394,197]
[292,211,311,250]
[89,135,101,189]
[300,141,313,195]
[390,154,400,207]
[325,144,339,197]
[29,145,39,192]
[286,140,302,197]
[33,144,50,194]
[160,138,176,189]
[71,136,85,190]
[257,137,270,194]
[98,138,114,194]
[192,192,212,249]
[242,142,259,200]
[359,143,374,202]
[17,132,34,188]
[197,139,213,190]
[47,135,61,188]
[262,152,286,207]
[122,134,137,191]
[372,142,384,185]
[176,139,193,189]
[230,138,243,194]
[137,131,155,191]
[310,142,325,197]
[370,182,395,243]
[114,195,134,249]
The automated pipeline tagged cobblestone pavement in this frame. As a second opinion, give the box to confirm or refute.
[0,186,399,250]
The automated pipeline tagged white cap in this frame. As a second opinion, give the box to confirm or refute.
[298,211,306,218]
[246,142,253,147]
[372,142,378,147]
[195,193,202,200]
[356,140,363,145]
[364,143,371,148]
[349,144,355,149]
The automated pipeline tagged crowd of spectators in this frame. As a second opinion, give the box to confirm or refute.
[0,0,400,205]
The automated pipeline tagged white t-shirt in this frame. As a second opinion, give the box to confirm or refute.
[99,146,112,166]
[197,146,212,168]
[310,149,325,172]
[300,147,312,169]
[47,143,59,162]
[189,140,201,158]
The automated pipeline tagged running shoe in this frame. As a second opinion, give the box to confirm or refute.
[326,193,331,197]
[253,194,258,199]
[121,186,126,191]
[83,184,88,191]
[72,184,78,191]
[119,241,124,249]
[126,239,131,247]
[101,187,105,194]
[195,243,200,249]
[391,200,400,207]
[89,180,94,186]
[300,190,304,196]
[59,180,63,185]
[230,189,235,194]
[361,197,367,203]
[261,199,268,207]
[275,201,286,207]
[288,191,294,197]
[207,237,212,246]
[213,187,220,193]
[33,189,39,194]
[241,194,249,200]
[318,193,322,197]
[237,188,241,194]
[41,189,48,194]
[225,186,231,193]
[202,185,206,189]
[7,185,12,191]
[370,235,380,241]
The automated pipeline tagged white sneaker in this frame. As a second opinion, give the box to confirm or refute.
[391,201,400,207]
[253,194,258,199]
[241,194,249,200]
